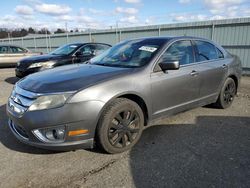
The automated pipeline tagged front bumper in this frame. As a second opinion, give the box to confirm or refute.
[8,119,94,150]
[6,100,105,151]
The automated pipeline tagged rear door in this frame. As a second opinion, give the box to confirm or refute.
[0,46,11,67]
[193,40,228,98]
[150,40,201,118]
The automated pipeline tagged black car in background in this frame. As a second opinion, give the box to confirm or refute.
[15,43,111,77]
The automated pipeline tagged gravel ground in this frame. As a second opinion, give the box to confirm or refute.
[0,68,249,188]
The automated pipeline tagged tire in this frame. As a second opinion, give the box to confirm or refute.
[215,77,236,109]
[96,98,144,154]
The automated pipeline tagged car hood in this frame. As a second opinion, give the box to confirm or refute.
[18,64,134,93]
[20,54,64,64]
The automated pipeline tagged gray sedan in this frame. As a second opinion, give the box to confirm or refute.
[6,36,242,153]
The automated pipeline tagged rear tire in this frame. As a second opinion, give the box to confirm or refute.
[214,77,236,109]
[96,98,144,154]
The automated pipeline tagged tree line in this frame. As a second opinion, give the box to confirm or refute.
[0,27,80,39]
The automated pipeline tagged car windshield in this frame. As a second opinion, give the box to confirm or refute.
[50,44,81,55]
[90,39,166,68]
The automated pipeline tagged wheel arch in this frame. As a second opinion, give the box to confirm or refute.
[117,94,149,126]
[228,74,239,93]
[97,92,150,127]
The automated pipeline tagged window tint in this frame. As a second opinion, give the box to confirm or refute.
[159,40,194,66]
[195,41,218,61]
[9,46,26,53]
[0,46,9,54]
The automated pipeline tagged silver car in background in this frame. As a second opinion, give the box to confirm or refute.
[0,45,41,67]
[6,36,242,154]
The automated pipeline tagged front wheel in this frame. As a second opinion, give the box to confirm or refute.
[96,98,144,154]
[215,77,236,109]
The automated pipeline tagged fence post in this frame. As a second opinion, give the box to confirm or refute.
[45,32,49,53]
[89,32,92,42]
[119,30,121,43]
[49,35,52,51]
[158,26,161,36]
[66,32,69,44]
[8,33,10,44]
[33,37,37,51]
[211,23,215,40]
[21,37,24,47]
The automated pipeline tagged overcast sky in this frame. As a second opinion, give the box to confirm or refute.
[0,0,250,30]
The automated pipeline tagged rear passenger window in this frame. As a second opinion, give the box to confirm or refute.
[160,40,194,66]
[195,41,218,61]
[10,46,26,53]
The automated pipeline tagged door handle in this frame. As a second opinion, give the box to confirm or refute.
[222,64,228,69]
[190,70,199,76]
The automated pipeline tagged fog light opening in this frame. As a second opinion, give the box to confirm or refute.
[33,126,66,143]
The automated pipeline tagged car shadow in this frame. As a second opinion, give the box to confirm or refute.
[129,116,250,188]
[0,104,60,154]
[5,77,19,85]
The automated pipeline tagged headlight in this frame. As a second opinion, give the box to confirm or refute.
[29,94,71,111]
[28,61,56,69]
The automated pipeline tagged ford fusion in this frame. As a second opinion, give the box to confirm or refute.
[15,42,111,78]
[7,37,241,153]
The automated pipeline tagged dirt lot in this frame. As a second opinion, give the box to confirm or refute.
[0,68,249,188]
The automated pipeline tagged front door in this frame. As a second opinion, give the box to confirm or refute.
[150,40,201,118]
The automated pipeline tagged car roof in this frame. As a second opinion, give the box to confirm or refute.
[126,36,209,42]
[67,42,111,46]
[0,44,25,47]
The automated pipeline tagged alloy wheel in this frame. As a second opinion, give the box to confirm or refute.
[223,81,236,105]
[108,109,140,148]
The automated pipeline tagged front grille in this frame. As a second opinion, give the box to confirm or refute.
[17,61,32,69]
[10,120,29,140]
[10,85,36,108]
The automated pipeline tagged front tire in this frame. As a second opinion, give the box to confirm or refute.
[215,77,236,109]
[96,98,144,154]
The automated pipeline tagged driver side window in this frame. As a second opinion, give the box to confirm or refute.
[159,40,194,66]
[78,45,95,55]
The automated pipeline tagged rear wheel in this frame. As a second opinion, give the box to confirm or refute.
[96,98,144,154]
[215,77,236,109]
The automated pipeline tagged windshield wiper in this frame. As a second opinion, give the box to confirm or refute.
[94,63,111,67]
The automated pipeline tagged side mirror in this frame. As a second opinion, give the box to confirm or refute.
[159,60,180,71]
